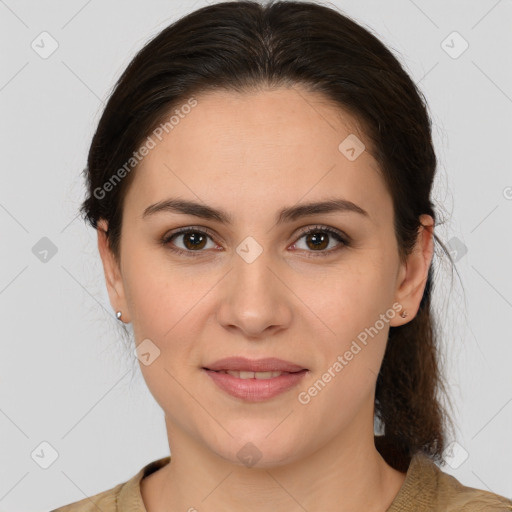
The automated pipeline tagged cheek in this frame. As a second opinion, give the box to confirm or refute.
[125,260,204,416]
[123,254,216,397]
[122,250,199,337]
[294,269,392,424]
[298,257,393,334]
[292,256,395,395]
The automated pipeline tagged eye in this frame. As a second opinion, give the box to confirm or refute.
[291,225,350,257]
[161,224,350,258]
[161,226,219,257]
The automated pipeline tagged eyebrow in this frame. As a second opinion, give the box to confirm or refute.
[142,197,369,224]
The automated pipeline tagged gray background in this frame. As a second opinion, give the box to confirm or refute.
[1,0,511,510]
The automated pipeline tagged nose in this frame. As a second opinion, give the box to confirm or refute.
[215,246,293,339]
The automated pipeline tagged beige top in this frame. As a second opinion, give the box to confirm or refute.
[51,452,512,511]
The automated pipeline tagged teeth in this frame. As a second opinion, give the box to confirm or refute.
[222,370,285,379]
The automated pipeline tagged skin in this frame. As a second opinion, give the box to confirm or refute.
[97,86,434,512]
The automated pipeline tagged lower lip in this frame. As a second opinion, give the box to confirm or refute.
[203,369,308,402]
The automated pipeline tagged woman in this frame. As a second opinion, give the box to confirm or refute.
[52,1,512,510]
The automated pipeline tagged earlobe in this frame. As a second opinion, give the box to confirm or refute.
[97,219,130,322]
[390,214,434,326]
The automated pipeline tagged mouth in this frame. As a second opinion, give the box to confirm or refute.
[203,369,308,379]
[201,358,309,402]
[203,356,308,374]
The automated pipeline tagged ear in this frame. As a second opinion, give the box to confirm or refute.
[97,219,130,323]
[389,214,434,327]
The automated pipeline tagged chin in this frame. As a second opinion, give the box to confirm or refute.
[208,427,304,469]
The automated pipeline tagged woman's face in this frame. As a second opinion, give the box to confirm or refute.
[98,86,431,467]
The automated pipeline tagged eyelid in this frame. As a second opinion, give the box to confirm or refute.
[296,224,350,244]
[290,225,350,258]
[161,224,350,257]
[161,225,221,256]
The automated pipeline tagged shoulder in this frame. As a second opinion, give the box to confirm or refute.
[49,481,124,512]
[432,462,512,511]
[50,456,171,512]
[388,451,512,511]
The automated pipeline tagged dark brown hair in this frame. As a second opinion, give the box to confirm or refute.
[80,0,456,472]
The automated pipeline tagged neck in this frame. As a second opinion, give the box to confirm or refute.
[142,419,407,512]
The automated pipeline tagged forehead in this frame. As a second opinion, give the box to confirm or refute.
[125,86,391,224]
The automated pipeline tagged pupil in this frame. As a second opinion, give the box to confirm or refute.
[308,232,328,250]
[185,232,205,249]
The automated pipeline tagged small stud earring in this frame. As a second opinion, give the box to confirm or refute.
[400,310,408,319]
[116,311,122,320]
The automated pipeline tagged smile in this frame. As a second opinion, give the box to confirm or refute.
[214,370,291,379]
[203,368,308,401]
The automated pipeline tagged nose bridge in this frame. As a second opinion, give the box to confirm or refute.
[217,236,291,336]
[232,236,277,303]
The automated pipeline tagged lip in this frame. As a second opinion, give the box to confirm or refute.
[203,368,308,402]
[203,356,306,373]
[202,357,308,402]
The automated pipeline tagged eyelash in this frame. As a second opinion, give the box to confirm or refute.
[160,225,351,258]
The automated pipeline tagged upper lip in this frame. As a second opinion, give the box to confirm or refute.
[203,357,307,373]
